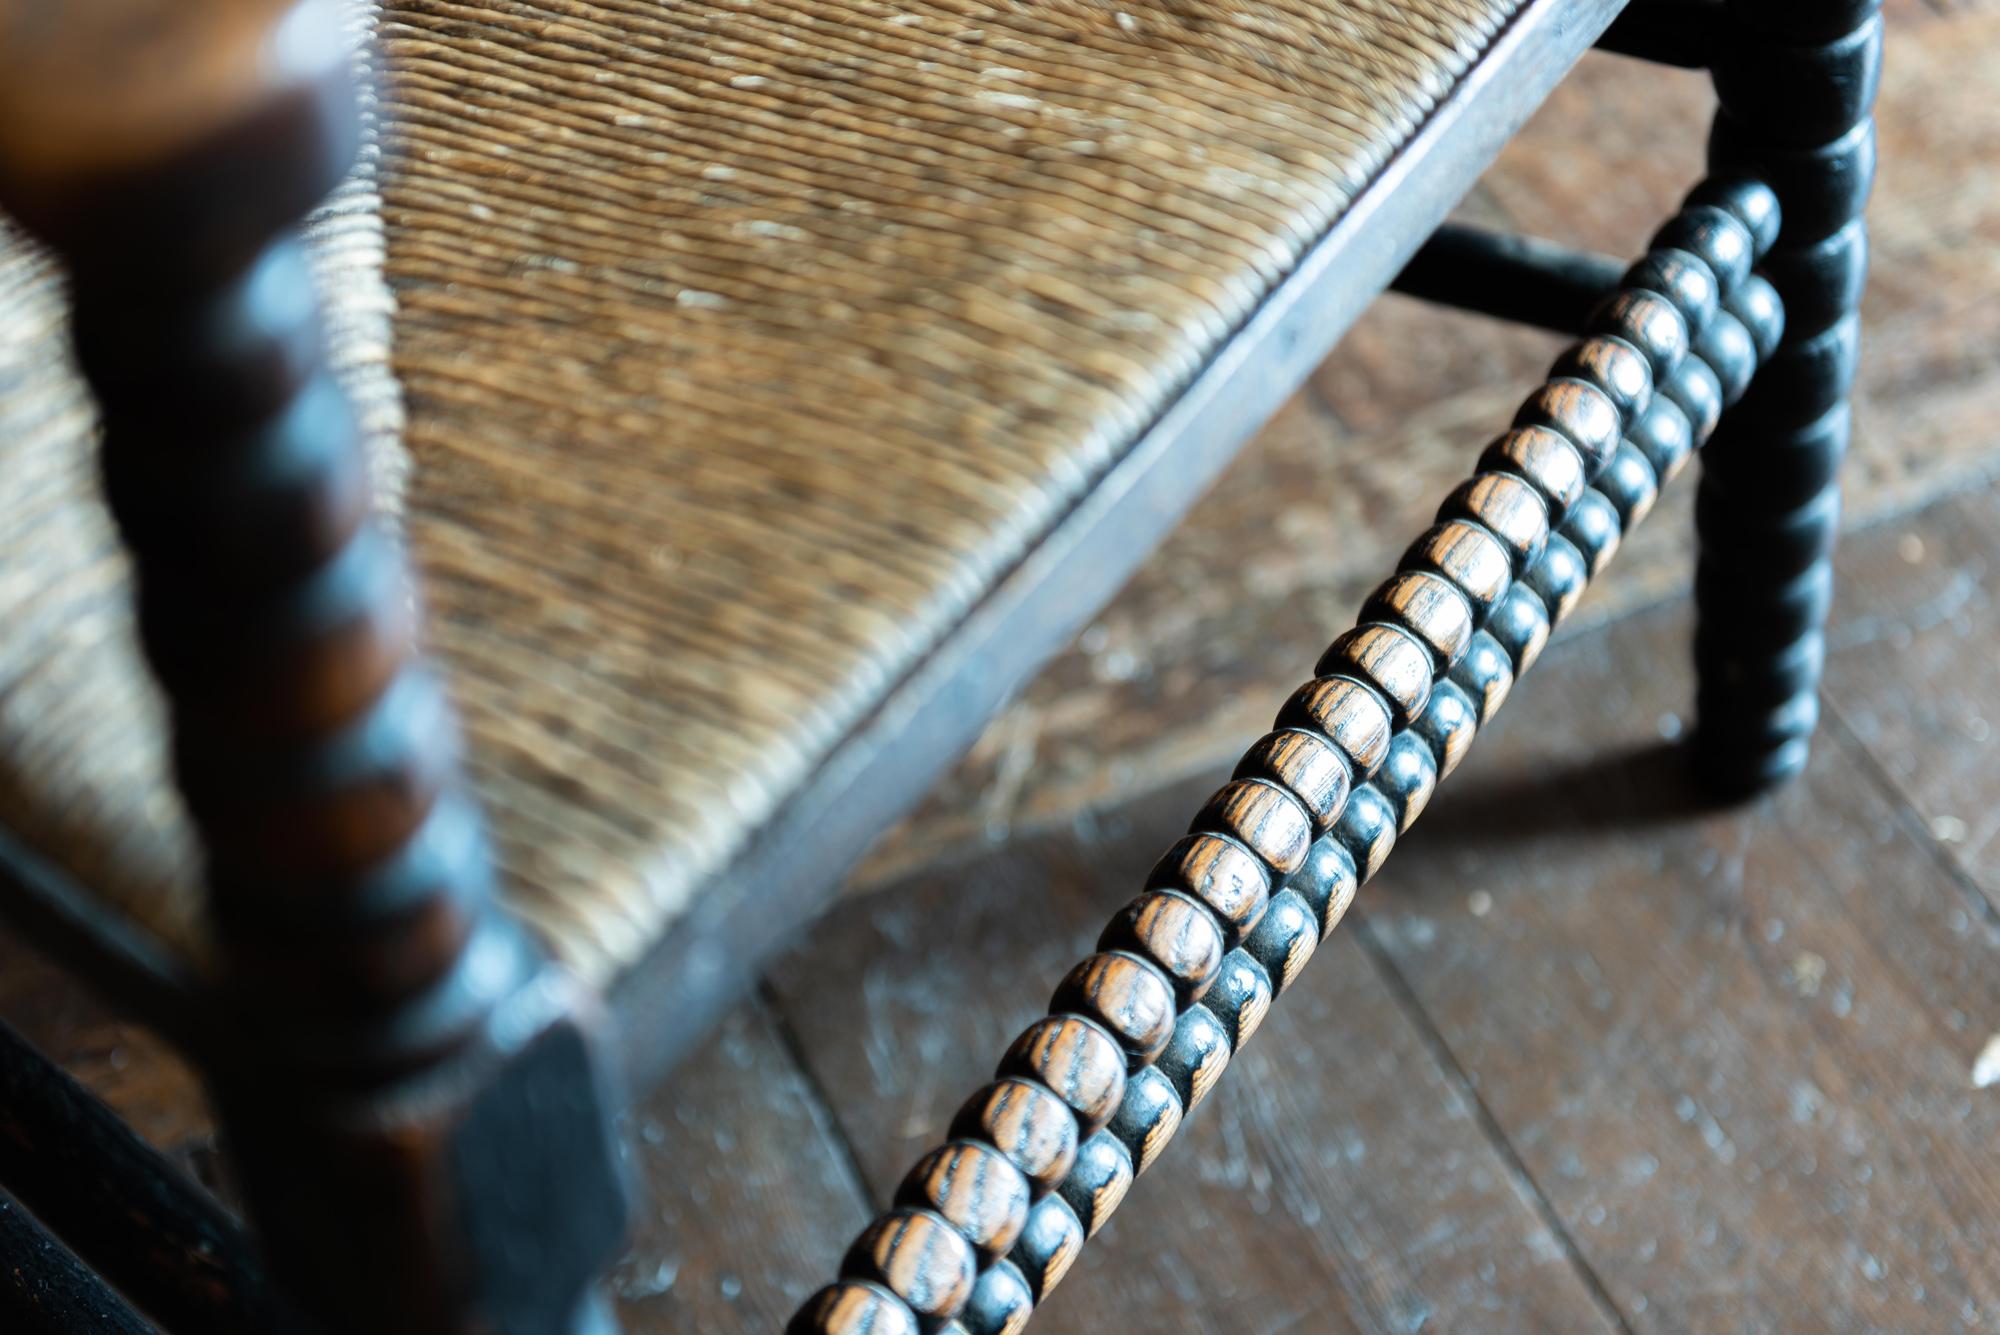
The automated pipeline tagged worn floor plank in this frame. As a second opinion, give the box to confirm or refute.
[613,1000,873,1332]
[767,776,1622,1335]
[1355,598,2000,1332]
[1823,485,2000,916]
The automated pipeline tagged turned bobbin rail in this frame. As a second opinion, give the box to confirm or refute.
[787,176,1788,1335]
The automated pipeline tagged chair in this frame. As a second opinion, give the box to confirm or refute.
[0,0,1877,1330]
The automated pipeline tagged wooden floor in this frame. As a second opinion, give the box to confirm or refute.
[5,4,1999,1332]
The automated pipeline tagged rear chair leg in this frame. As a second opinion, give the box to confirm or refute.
[1693,0,1880,796]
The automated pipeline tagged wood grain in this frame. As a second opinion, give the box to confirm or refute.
[0,3,1994,1328]
[614,1002,874,1333]
[1823,485,2000,914]
[1357,600,2000,1331]
[0,964,881,1332]
[766,776,1622,1334]
[0,930,249,1301]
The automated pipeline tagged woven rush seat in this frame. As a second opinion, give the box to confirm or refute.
[0,0,1525,993]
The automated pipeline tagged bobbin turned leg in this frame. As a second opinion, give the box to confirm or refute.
[0,4,628,1330]
[1694,0,1879,795]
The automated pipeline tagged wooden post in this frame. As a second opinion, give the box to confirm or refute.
[0,3,631,1329]
[1694,0,1880,794]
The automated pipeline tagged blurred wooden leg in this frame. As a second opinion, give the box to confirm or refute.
[0,4,631,1329]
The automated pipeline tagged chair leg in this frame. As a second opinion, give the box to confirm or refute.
[1692,0,1881,796]
[0,5,630,1330]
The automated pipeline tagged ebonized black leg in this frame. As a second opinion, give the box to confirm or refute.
[1694,0,1881,796]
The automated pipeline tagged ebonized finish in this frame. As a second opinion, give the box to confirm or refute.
[1596,0,1724,69]
[1693,0,1878,794]
[0,0,1880,1328]
[1391,224,1626,333]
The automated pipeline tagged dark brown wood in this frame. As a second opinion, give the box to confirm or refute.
[1555,334,1657,424]
[1050,953,1178,1068]
[0,932,214,1176]
[1624,249,1723,340]
[769,771,1623,1334]
[0,0,358,291]
[787,187,1779,1333]
[1516,379,1626,475]
[1001,1019,1130,1140]
[897,1142,1032,1264]
[614,1000,874,1331]
[1278,680,1395,784]
[1439,473,1554,575]
[1190,780,1315,878]
[1821,485,2000,913]
[787,1282,919,1335]
[1480,427,1591,522]
[1316,626,1435,731]
[1360,572,1478,673]
[840,1209,978,1326]
[771,0,2000,921]
[1403,521,1516,623]
[1233,730,1354,835]
[1592,288,1693,378]
[800,31,2000,1327]
[1360,595,2000,1331]
[0,828,212,1061]
[3,13,1984,1335]
[951,1082,1083,1199]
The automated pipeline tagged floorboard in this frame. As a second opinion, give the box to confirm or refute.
[0,932,211,1171]
[1824,486,2000,916]
[614,1000,874,1332]
[1355,599,2000,1332]
[766,776,1624,1334]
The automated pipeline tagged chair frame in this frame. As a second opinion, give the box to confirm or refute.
[0,0,1878,1330]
